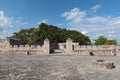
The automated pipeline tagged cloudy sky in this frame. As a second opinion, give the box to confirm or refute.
[0,0,120,43]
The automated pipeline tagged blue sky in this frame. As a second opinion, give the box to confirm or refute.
[0,0,120,43]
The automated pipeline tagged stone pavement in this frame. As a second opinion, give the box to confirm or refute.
[0,54,120,80]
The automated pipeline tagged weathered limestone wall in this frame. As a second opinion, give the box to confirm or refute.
[74,45,120,56]
[43,38,50,55]
[58,42,79,51]
[58,43,66,50]
[66,38,73,55]
[0,38,50,55]
[66,38,120,56]
[0,38,120,56]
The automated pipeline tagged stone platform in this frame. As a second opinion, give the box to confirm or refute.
[0,54,120,80]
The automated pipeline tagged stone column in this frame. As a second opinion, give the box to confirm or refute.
[66,38,73,55]
[115,46,119,56]
[4,38,11,49]
[43,38,50,55]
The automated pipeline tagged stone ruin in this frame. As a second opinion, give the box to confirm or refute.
[0,38,120,56]
[0,38,50,55]
[65,38,120,56]
[92,60,115,69]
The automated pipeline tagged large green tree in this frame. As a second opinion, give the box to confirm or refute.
[13,23,91,45]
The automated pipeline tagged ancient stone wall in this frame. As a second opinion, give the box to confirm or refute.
[0,38,120,55]
[66,38,73,55]
[74,45,116,55]
[66,38,120,56]
[0,38,50,55]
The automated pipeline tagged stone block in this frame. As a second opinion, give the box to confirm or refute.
[92,60,115,69]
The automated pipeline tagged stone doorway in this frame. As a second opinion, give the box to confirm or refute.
[50,42,65,54]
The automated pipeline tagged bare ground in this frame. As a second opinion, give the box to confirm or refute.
[0,54,120,80]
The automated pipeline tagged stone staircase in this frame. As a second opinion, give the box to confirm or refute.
[50,49,66,55]
[54,49,65,53]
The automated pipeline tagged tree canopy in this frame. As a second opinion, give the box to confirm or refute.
[94,36,107,45]
[105,40,118,45]
[94,36,118,45]
[12,23,91,45]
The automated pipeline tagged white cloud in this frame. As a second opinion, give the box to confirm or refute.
[0,10,4,16]
[0,30,11,39]
[0,10,12,27]
[38,19,48,24]
[15,20,28,25]
[61,5,120,43]
[108,34,116,38]
[91,4,101,13]
[0,10,13,38]
[86,16,109,24]
[0,10,28,38]
[61,8,86,24]
[81,30,88,35]
[108,17,120,25]
[108,31,115,34]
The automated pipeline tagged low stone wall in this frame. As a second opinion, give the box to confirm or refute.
[74,48,113,56]
[0,50,44,55]
[0,38,120,55]
[0,46,45,55]
[66,38,120,56]
[0,38,50,55]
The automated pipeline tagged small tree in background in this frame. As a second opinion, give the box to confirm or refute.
[105,40,118,45]
[94,36,107,45]
[94,36,118,45]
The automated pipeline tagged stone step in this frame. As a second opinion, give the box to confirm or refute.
[54,49,65,53]
[50,49,65,53]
